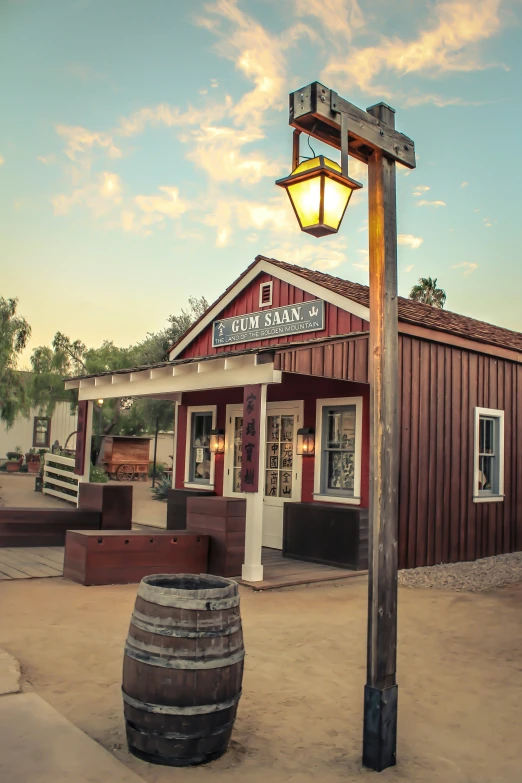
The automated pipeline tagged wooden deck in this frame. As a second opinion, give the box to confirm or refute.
[0,544,367,589]
[238,548,367,591]
[0,547,65,580]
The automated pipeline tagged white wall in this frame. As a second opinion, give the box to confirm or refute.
[0,402,78,457]
[148,432,175,469]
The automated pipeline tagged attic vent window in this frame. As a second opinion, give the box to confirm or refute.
[259,281,273,307]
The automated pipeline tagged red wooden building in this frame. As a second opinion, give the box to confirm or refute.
[67,255,522,581]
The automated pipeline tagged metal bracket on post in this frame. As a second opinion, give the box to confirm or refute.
[292,129,301,171]
[331,90,349,178]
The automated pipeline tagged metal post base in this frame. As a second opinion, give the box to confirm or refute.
[362,684,398,772]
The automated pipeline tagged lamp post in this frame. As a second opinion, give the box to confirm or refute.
[278,82,416,772]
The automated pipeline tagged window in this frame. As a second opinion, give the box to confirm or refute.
[185,408,216,486]
[314,397,362,504]
[259,281,273,307]
[33,417,51,448]
[474,407,504,502]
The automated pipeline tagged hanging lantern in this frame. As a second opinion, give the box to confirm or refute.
[296,428,315,456]
[209,429,225,455]
[276,126,362,238]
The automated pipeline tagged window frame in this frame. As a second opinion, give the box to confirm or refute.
[33,416,51,448]
[313,396,363,505]
[184,405,217,489]
[473,407,505,503]
[259,281,273,308]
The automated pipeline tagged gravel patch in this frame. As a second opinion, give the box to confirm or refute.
[398,552,522,592]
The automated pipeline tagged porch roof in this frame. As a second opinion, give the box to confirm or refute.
[64,333,370,401]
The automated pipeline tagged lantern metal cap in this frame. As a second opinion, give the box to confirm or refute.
[275,155,363,192]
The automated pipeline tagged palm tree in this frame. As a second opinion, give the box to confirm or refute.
[409,277,446,308]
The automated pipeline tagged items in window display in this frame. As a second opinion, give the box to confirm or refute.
[191,412,213,482]
[270,456,278,469]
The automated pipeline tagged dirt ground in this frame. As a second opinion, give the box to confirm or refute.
[0,577,521,783]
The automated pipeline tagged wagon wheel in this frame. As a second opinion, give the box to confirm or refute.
[116,464,135,482]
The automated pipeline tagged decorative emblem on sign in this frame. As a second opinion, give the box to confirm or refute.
[212,300,325,347]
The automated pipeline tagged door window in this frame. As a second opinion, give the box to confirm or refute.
[265,414,294,498]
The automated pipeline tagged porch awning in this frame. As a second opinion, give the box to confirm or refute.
[64,333,369,402]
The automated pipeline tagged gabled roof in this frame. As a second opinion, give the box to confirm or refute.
[170,255,522,356]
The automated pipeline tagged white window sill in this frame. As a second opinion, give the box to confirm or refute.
[184,482,214,491]
[473,494,504,504]
[313,494,361,506]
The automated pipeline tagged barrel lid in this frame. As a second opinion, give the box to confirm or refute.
[138,573,239,605]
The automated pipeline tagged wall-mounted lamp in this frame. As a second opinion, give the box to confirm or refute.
[296,427,315,456]
[209,429,225,455]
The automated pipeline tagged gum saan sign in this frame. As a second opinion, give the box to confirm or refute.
[212,300,325,347]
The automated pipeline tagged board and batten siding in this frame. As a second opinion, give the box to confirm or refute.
[179,272,369,359]
[0,402,78,457]
[398,334,522,569]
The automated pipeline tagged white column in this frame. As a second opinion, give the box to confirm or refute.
[78,401,94,483]
[242,383,267,582]
[171,401,179,489]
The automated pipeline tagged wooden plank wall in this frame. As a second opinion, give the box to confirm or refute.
[274,336,369,384]
[179,272,369,359]
[398,334,522,568]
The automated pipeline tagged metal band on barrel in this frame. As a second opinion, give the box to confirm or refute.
[131,614,242,638]
[138,581,240,610]
[122,689,242,715]
[124,642,245,670]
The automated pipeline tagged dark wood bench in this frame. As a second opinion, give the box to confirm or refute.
[166,488,215,530]
[0,508,101,547]
[78,483,133,530]
[63,530,210,586]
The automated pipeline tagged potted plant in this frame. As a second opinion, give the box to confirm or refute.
[6,449,23,473]
[25,448,41,473]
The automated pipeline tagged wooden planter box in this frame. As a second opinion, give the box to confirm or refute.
[63,530,209,586]
[78,483,133,530]
[186,496,246,578]
[166,488,216,530]
[0,508,101,547]
[283,502,369,571]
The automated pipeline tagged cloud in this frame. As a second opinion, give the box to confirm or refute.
[294,0,365,44]
[52,171,123,217]
[0,155,4,165]
[483,217,492,227]
[135,186,187,220]
[352,248,369,271]
[417,199,446,207]
[453,261,478,276]
[202,193,295,247]
[322,0,505,96]
[402,94,488,108]
[55,124,122,161]
[266,236,349,271]
[404,264,414,273]
[398,234,423,249]
[37,154,56,165]
[413,185,430,197]
[461,181,469,187]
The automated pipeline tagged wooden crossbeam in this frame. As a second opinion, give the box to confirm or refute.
[289,82,416,169]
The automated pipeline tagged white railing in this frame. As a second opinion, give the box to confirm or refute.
[42,453,79,506]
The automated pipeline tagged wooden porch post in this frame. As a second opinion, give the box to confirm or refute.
[363,102,399,771]
[241,383,267,582]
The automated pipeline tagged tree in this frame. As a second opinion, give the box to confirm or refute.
[409,277,446,308]
[0,297,31,427]
[28,294,210,437]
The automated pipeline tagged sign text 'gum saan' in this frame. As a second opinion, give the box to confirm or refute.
[212,300,325,347]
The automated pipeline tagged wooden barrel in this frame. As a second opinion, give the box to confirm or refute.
[122,573,244,767]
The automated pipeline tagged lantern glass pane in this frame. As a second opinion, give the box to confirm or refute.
[288,176,321,228]
[323,177,352,231]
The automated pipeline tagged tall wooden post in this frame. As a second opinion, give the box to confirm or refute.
[363,102,399,772]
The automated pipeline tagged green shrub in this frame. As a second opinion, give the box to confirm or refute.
[151,474,170,501]
[148,461,167,478]
[90,465,108,483]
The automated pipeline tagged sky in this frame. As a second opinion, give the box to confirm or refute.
[2,0,522,365]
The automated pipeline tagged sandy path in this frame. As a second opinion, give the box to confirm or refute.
[0,577,520,783]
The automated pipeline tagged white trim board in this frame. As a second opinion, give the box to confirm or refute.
[169,258,370,360]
